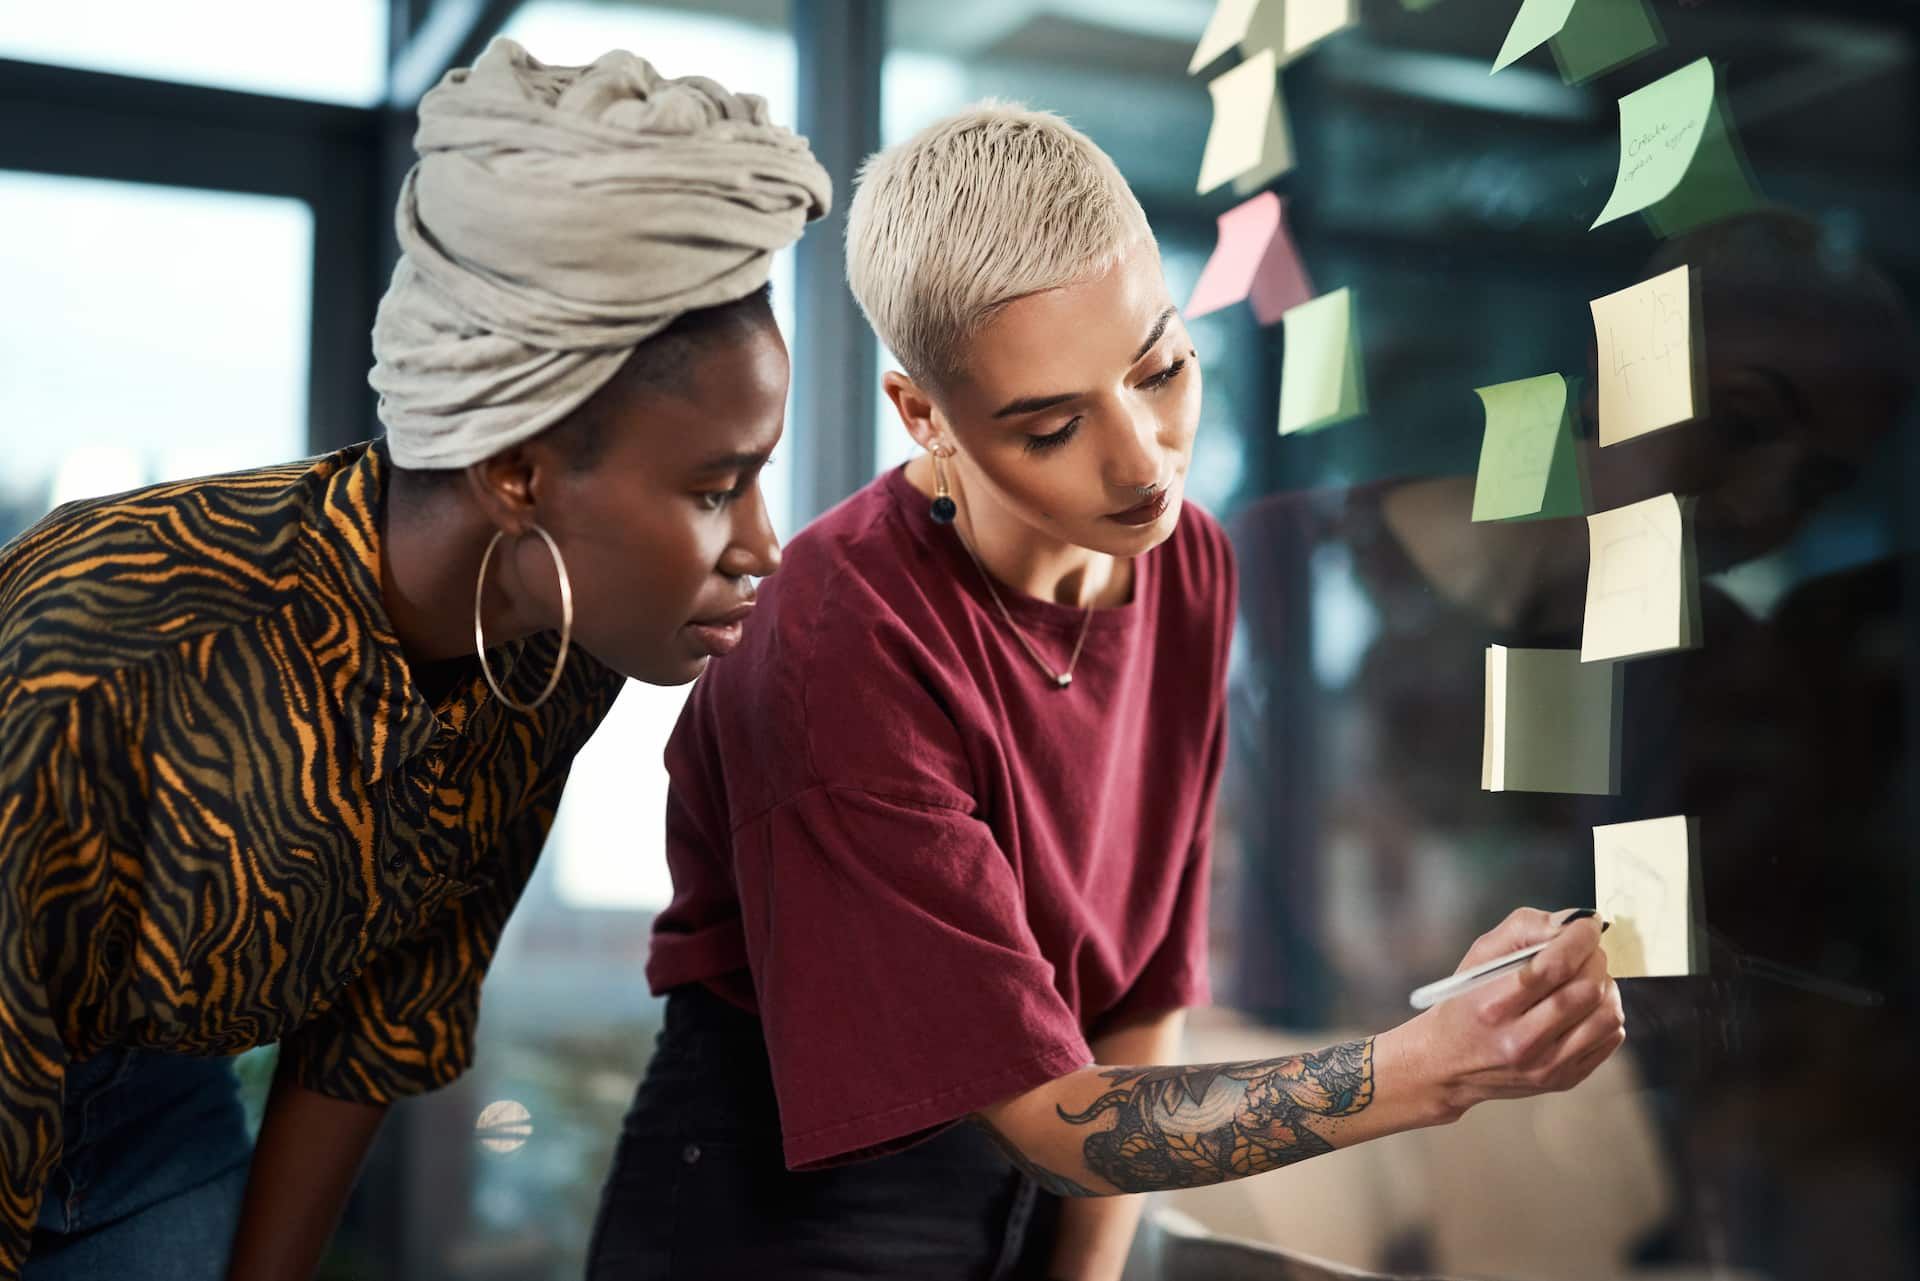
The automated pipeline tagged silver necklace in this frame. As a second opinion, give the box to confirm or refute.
[952,511,1096,689]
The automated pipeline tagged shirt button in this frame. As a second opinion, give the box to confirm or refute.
[680,1143,702,1165]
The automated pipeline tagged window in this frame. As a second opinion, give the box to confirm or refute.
[0,171,312,540]
[0,1,387,104]
[880,3,1920,1277]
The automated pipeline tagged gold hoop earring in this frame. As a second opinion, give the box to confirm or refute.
[929,447,958,525]
[473,523,573,713]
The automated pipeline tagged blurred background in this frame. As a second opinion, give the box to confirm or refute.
[2,2,1915,1278]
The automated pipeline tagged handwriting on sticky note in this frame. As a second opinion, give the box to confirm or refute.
[1582,493,1697,662]
[1592,57,1716,229]
[1198,50,1288,195]
[1595,816,1697,978]
[1472,373,1581,522]
[1591,264,1695,447]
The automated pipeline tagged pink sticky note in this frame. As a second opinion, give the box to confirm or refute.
[1185,192,1315,326]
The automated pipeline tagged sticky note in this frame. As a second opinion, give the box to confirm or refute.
[1471,373,1585,522]
[1595,816,1704,978]
[1590,265,1698,447]
[1284,0,1358,59]
[1189,0,1287,74]
[1492,0,1661,84]
[1591,57,1758,235]
[1581,493,1701,663]
[1483,646,1622,795]
[1493,0,1577,71]
[1278,286,1365,436]
[1198,50,1294,195]
[1186,192,1315,325]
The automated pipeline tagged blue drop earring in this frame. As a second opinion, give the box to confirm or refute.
[930,448,958,525]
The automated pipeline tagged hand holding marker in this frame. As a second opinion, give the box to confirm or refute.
[1411,910,1610,1010]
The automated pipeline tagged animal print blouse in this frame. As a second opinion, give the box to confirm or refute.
[0,442,623,1271]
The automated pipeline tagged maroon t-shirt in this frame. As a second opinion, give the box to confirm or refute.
[647,464,1237,1169]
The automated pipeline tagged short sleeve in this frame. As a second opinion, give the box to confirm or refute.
[738,785,1093,1170]
[0,709,77,1276]
[279,771,567,1103]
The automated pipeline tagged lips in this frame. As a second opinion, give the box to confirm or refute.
[1107,488,1171,527]
[684,599,755,658]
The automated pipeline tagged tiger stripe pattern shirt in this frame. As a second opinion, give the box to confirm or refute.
[0,442,623,1272]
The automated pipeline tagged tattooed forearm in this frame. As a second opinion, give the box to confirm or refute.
[973,1116,1103,1197]
[1056,1038,1376,1194]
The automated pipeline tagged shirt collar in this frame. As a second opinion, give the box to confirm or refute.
[295,442,512,785]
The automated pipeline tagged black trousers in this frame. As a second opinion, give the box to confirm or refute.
[586,984,1061,1280]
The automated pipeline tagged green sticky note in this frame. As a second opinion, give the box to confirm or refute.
[1492,0,1575,73]
[1592,58,1759,234]
[1494,0,1659,82]
[1278,287,1366,436]
[1471,373,1585,522]
[1550,0,1662,84]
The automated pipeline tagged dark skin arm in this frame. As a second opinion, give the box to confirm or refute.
[224,1064,389,1281]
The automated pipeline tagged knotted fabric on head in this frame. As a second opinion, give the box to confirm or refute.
[371,37,831,469]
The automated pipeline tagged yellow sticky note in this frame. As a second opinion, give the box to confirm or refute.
[1581,493,1701,663]
[1189,0,1287,74]
[1595,816,1703,978]
[1471,372,1585,522]
[1198,50,1293,195]
[1592,57,1756,234]
[1285,0,1359,59]
[1278,286,1365,436]
[1590,265,1697,447]
[1483,646,1621,795]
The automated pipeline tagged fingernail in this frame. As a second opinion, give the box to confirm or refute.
[1559,908,1598,926]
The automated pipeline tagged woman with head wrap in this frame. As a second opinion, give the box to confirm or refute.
[0,38,826,1280]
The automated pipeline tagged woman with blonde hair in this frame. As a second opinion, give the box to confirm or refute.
[588,104,1620,1280]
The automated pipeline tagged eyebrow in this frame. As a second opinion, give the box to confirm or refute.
[1131,305,1177,363]
[689,450,771,476]
[989,305,1181,420]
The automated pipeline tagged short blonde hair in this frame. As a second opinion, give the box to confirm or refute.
[846,101,1154,387]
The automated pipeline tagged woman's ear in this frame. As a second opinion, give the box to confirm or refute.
[882,371,945,453]
[464,446,540,534]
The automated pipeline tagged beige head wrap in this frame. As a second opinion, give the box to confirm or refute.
[370,38,831,469]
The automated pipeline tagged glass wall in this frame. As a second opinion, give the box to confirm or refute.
[3,2,1913,1277]
[878,1,1920,1277]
